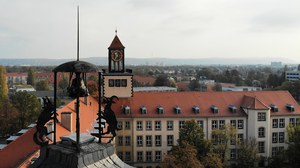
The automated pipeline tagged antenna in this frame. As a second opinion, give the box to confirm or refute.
[77,6,80,61]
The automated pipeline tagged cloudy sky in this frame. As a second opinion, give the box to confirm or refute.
[0,0,300,63]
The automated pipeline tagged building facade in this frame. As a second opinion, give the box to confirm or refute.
[113,91,300,167]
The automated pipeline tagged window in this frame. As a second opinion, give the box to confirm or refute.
[273,119,278,128]
[211,105,218,113]
[197,120,204,129]
[157,106,164,114]
[155,135,161,146]
[137,121,143,131]
[118,152,123,160]
[155,121,161,130]
[121,79,127,87]
[297,118,300,126]
[146,151,152,162]
[193,105,200,113]
[219,120,225,129]
[137,151,143,162]
[167,121,173,130]
[290,118,295,126]
[141,106,147,114]
[146,121,152,130]
[146,135,152,146]
[238,134,244,142]
[270,104,278,112]
[118,136,123,146]
[272,147,278,157]
[167,135,174,146]
[230,149,236,159]
[258,127,265,138]
[258,112,266,121]
[174,106,181,114]
[155,151,162,161]
[124,106,130,114]
[125,152,131,161]
[115,79,121,87]
[212,120,218,129]
[230,136,236,145]
[279,132,284,143]
[230,120,236,128]
[137,136,143,146]
[212,134,218,145]
[279,119,285,128]
[238,120,244,129]
[179,121,185,129]
[258,141,265,153]
[272,132,278,143]
[125,136,131,146]
[109,79,114,87]
[229,105,237,113]
[125,121,131,129]
[117,121,123,130]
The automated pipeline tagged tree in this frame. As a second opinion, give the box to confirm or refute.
[0,100,19,137]
[236,138,259,168]
[0,65,8,107]
[189,79,201,91]
[27,67,35,86]
[36,80,50,91]
[163,141,204,168]
[154,74,173,87]
[58,73,69,90]
[285,125,300,167]
[178,120,211,159]
[202,153,223,168]
[211,124,237,165]
[11,91,41,129]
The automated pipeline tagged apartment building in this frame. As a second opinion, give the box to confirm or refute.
[112,91,300,167]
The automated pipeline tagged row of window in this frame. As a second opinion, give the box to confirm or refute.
[272,132,285,143]
[108,79,127,87]
[272,118,300,128]
[212,134,244,145]
[212,119,244,129]
[118,135,174,147]
[117,151,162,162]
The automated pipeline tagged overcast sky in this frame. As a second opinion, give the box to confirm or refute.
[0,0,300,63]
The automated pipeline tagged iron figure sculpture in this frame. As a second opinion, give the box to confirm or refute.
[33,97,57,146]
[100,96,121,143]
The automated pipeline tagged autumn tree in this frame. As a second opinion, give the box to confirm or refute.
[27,67,35,86]
[202,153,223,168]
[236,138,259,168]
[11,91,41,129]
[163,141,204,168]
[36,79,50,91]
[285,125,300,167]
[0,100,19,136]
[0,65,8,107]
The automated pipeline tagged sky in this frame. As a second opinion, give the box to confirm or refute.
[0,0,300,63]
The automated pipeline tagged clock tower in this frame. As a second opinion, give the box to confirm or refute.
[102,32,133,98]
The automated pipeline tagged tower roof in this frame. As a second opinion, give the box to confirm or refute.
[108,35,125,49]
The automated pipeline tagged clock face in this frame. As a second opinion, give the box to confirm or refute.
[111,50,123,62]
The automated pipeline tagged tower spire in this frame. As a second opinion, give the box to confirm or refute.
[115,28,117,35]
[77,5,80,61]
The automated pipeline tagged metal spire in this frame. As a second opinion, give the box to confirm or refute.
[77,6,80,61]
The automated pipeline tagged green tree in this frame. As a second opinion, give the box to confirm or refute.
[58,74,69,90]
[178,120,211,159]
[211,124,237,165]
[154,74,173,87]
[236,138,259,168]
[36,79,50,91]
[0,65,8,106]
[11,91,41,129]
[285,125,300,167]
[189,79,201,91]
[27,67,35,86]
[0,100,19,136]
[163,141,204,168]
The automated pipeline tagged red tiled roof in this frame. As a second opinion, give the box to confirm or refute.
[108,35,125,49]
[113,91,300,118]
[133,76,156,85]
[241,95,269,110]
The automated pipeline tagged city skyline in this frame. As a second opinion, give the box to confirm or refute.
[1,0,300,63]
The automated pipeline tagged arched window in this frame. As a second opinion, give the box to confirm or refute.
[258,127,265,138]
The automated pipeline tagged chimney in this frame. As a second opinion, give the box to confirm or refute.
[61,112,72,131]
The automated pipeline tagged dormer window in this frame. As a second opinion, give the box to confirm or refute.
[124,106,131,114]
[157,106,164,114]
[270,104,278,112]
[174,106,181,114]
[228,105,237,113]
[192,105,200,114]
[286,104,295,112]
[140,106,147,114]
[211,105,218,113]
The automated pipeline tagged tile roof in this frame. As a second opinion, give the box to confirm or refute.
[113,91,300,118]
[108,35,125,49]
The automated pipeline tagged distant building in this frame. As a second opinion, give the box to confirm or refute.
[271,62,282,68]
[222,86,262,91]
[133,86,177,92]
[286,71,300,81]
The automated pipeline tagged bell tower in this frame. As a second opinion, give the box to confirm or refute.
[102,31,133,98]
[108,31,125,72]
